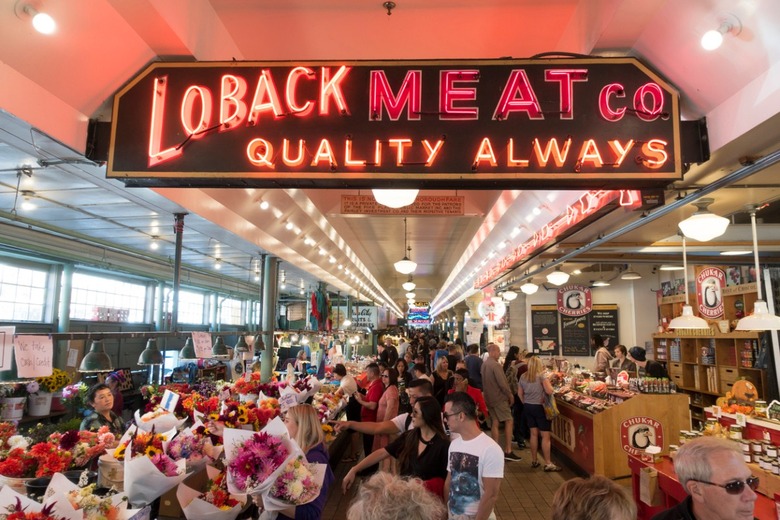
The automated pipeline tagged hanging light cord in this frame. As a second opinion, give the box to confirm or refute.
[749,208,762,300]
[682,236,690,304]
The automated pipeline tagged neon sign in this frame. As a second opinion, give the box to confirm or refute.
[108,58,683,189]
[474,189,640,287]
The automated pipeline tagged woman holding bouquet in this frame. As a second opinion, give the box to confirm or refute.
[342,396,450,500]
[80,382,125,436]
[279,404,335,520]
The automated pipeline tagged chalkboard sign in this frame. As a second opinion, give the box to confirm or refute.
[561,314,590,356]
[589,305,619,353]
[531,305,560,354]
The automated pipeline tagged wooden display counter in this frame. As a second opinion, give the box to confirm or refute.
[629,454,777,520]
[551,393,690,479]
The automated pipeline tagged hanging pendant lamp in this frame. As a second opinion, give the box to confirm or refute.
[668,236,709,329]
[520,278,539,295]
[394,217,417,274]
[138,338,164,366]
[736,205,780,330]
[212,336,229,358]
[79,340,113,373]
[546,267,570,286]
[372,189,419,209]
[234,335,249,354]
[179,338,197,360]
[402,275,416,292]
[678,198,730,242]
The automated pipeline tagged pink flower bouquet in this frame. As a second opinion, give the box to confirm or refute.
[223,417,299,495]
[261,455,326,512]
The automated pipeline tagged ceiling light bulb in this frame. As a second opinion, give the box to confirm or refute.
[701,28,724,50]
[20,5,56,35]
[214,258,222,269]
[372,189,419,208]
[329,256,336,264]
[254,272,260,281]
[720,250,752,256]
[678,198,729,241]
[150,236,159,250]
[592,280,610,287]
[659,265,683,271]
[259,200,270,210]
[285,221,294,231]
[520,280,539,295]
[546,268,570,286]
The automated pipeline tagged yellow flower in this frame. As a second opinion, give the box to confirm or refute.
[146,445,162,457]
[113,444,127,460]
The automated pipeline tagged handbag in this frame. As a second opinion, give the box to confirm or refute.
[543,393,559,420]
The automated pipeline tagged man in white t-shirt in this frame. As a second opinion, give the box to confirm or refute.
[444,392,504,520]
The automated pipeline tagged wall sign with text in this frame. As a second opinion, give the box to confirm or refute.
[107,58,683,189]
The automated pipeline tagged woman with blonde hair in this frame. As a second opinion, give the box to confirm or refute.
[346,471,446,520]
[551,475,636,520]
[518,355,560,471]
[432,356,453,406]
[275,404,335,520]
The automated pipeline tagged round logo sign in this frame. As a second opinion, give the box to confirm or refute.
[620,416,664,457]
[478,297,506,325]
[557,285,592,316]
[696,267,725,319]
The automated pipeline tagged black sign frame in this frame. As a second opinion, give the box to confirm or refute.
[107,58,683,189]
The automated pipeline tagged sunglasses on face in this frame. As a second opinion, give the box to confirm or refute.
[381,374,390,378]
[692,476,759,495]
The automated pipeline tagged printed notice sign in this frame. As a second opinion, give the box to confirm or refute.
[0,326,16,371]
[13,335,53,377]
[279,392,298,412]
[161,389,180,412]
[192,332,213,358]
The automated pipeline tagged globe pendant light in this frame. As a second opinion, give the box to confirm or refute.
[138,338,164,366]
[372,189,419,209]
[402,275,416,292]
[546,267,570,286]
[668,236,709,329]
[394,217,417,274]
[520,279,539,295]
[736,205,780,330]
[179,337,197,360]
[79,339,113,373]
[502,289,518,301]
[212,336,229,358]
[678,198,730,242]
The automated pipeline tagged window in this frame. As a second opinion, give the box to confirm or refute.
[166,289,206,325]
[0,263,48,321]
[220,298,243,325]
[70,272,146,322]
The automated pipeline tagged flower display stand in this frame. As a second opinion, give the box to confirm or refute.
[0,396,26,420]
[27,392,53,416]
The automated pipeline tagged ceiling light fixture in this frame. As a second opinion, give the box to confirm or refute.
[701,14,742,51]
[20,191,35,211]
[179,338,197,360]
[592,280,610,287]
[150,236,160,250]
[520,279,539,295]
[502,290,518,301]
[78,340,113,372]
[668,236,709,330]
[720,250,752,256]
[546,267,570,286]
[372,189,419,209]
[212,336,229,358]
[402,275,416,292]
[621,265,642,280]
[285,221,295,231]
[214,258,222,270]
[259,200,270,210]
[394,217,417,274]
[736,205,780,330]
[405,292,416,299]
[138,338,164,366]
[659,264,684,271]
[14,1,56,34]
[678,197,729,241]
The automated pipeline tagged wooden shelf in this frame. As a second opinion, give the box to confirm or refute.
[17,410,68,424]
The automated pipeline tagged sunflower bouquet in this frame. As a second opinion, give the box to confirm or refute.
[35,368,71,393]
[112,425,188,507]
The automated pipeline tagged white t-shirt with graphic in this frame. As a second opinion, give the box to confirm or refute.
[447,432,504,519]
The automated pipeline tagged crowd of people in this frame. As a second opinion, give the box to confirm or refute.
[73,329,759,519]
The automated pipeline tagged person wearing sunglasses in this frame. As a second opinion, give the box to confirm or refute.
[343,396,450,500]
[651,436,757,520]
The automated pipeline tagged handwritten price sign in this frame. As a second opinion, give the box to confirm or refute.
[192,332,213,359]
[13,335,53,378]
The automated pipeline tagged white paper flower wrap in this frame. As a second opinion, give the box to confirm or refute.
[177,465,246,520]
[134,408,187,432]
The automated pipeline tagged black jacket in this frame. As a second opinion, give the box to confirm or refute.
[651,496,696,520]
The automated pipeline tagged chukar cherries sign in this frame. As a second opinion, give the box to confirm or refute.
[696,266,726,319]
[557,285,592,317]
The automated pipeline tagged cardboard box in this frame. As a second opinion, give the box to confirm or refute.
[158,467,208,518]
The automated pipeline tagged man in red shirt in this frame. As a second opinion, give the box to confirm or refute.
[354,363,383,475]
[449,368,488,427]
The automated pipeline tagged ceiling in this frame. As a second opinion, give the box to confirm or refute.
[1,0,780,319]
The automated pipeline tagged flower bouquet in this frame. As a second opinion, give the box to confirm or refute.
[176,465,246,520]
[134,405,186,433]
[261,455,327,513]
[61,383,89,414]
[208,399,281,432]
[291,376,322,404]
[36,368,71,394]
[223,417,299,495]
[48,426,116,467]
[167,422,222,473]
[0,488,65,520]
[0,441,73,479]
[232,373,263,401]
[112,425,188,507]
[36,472,142,520]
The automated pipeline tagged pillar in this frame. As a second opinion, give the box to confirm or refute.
[260,256,279,383]
[171,213,186,330]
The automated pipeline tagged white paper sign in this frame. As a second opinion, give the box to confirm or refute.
[735,412,747,427]
[161,389,179,412]
[279,392,298,412]
[0,326,15,371]
[13,335,53,377]
[191,331,213,359]
[66,348,79,368]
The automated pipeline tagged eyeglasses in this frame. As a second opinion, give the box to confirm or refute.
[443,411,461,421]
[381,374,390,378]
[691,476,759,495]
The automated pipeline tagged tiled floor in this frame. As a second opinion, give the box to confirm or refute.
[322,445,579,520]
